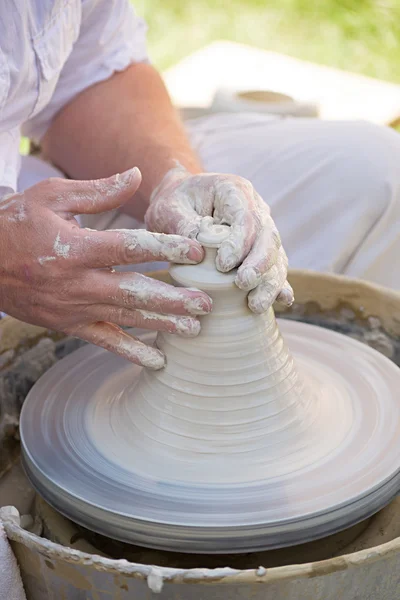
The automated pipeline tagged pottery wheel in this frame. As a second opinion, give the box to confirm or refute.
[20,221,400,554]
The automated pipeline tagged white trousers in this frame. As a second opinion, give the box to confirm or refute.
[18,114,400,289]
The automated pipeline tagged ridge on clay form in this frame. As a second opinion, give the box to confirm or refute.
[87,218,350,485]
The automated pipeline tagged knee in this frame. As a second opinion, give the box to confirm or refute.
[328,121,400,217]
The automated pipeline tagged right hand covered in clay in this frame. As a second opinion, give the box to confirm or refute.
[145,166,293,314]
[0,168,212,369]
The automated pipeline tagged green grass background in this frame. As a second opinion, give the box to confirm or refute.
[133,0,400,84]
[20,0,400,153]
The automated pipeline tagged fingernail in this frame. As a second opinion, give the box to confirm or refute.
[176,317,201,337]
[185,292,213,315]
[186,244,204,263]
[217,253,236,273]
[136,346,165,370]
[118,167,141,186]
[280,290,294,306]
[236,267,260,291]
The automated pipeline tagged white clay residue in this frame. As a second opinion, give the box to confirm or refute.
[147,567,165,593]
[3,198,26,222]
[111,229,196,263]
[53,232,70,259]
[93,167,140,197]
[0,194,18,210]
[246,248,289,314]
[119,274,210,316]
[116,334,165,370]
[38,256,56,266]
[136,310,200,338]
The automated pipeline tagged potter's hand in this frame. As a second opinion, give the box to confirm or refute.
[0,169,211,369]
[145,166,293,313]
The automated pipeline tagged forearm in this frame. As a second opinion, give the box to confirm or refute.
[42,63,202,221]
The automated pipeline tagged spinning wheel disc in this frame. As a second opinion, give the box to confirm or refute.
[20,321,400,553]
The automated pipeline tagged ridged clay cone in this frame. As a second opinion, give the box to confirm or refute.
[114,219,326,485]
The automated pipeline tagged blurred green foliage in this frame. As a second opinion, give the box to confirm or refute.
[133,0,400,83]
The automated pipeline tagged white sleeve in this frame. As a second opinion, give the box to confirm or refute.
[22,0,149,143]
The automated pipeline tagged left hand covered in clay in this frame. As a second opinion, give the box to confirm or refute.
[145,165,293,313]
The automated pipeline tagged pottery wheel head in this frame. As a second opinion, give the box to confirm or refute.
[196,216,231,248]
[19,223,400,554]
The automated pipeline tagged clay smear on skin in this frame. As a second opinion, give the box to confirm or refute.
[0,193,26,222]
[136,310,200,337]
[37,232,71,265]
[117,335,165,370]
[94,173,124,196]
[0,195,18,210]
[111,229,194,263]
[53,169,138,208]
[147,161,208,239]
[7,202,26,222]
[151,166,289,308]
[53,232,70,258]
[247,248,290,313]
[93,168,139,197]
[157,173,290,310]
[119,275,209,317]
[38,256,56,266]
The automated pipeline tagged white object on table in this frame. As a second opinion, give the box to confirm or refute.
[211,88,318,117]
[164,41,400,125]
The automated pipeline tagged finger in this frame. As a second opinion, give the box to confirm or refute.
[80,229,204,268]
[247,247,288,314]
[91,271,213,316]
[213,185,259,272]
[145,199,203,239]
[69,322,165,369]
[235,215,282,291]
[276,281,294,307]
[92,306,201,338]
[215,212,257,272]
[50,167,142,214]
[176,212,204,240]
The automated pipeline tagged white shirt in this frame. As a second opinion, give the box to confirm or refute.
[0,0,148,197]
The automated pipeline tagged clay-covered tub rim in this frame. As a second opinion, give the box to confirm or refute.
[2,509,400,586]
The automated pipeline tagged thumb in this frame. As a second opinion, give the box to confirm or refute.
[56,167,142,215]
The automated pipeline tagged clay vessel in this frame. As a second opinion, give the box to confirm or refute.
[115,219,317,485]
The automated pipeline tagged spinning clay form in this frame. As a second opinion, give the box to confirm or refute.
[20,218,400,553]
